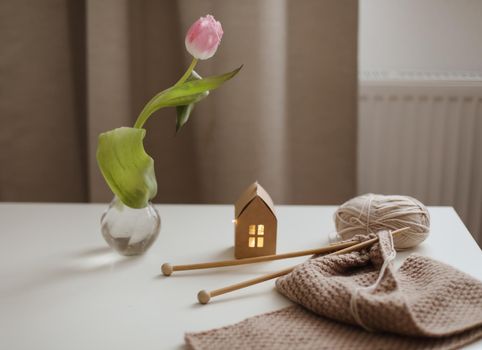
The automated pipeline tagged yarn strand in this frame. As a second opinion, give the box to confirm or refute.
[350,231,397,331]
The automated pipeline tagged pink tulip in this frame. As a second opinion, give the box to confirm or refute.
[185,15,223,60]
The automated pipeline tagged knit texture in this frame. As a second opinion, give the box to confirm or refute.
[186,231,482,349]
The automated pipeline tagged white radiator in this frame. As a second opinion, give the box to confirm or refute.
[358,70,482,245]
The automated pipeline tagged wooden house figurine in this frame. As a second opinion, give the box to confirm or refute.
[234,182,277,259]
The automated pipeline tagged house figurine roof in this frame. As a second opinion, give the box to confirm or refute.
[234,182,276,218]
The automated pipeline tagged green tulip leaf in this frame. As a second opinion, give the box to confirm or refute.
[175,70,209,132]
[96,127,157,208]
[161,65,241,105]
[134,65,242,129]
[176,104,195,132]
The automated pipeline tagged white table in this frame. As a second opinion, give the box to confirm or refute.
[0,204,481,349]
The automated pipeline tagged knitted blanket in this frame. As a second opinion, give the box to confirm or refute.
[186,231,482,349]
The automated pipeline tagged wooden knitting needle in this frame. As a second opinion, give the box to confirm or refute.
[197,227,409,304]
[161,240,358,276]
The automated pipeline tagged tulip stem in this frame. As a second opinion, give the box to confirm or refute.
[133,58,199,129]
[174,58,198,87]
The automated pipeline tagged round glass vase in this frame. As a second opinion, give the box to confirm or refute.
[100,197,161,256]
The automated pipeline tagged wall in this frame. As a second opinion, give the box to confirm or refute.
[359,0,482,72]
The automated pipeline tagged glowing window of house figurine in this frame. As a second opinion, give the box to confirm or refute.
[247,224,265,248]
[234,182,277,259]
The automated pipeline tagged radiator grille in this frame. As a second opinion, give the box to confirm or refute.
[359,73,482,245]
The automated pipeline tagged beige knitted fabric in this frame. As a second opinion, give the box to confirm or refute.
[186,231,482,349]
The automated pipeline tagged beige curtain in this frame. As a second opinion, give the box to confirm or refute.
[1,0,357,205]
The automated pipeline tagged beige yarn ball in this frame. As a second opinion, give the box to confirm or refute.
[334,194,430,250]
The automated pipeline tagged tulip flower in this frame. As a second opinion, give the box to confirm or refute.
[96,14,242,208]
[185,15,223,60]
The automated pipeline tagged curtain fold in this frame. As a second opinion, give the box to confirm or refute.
[0,0,87,202]
[0,0,357,205]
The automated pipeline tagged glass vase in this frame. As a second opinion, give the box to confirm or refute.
[100,197,161,256]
